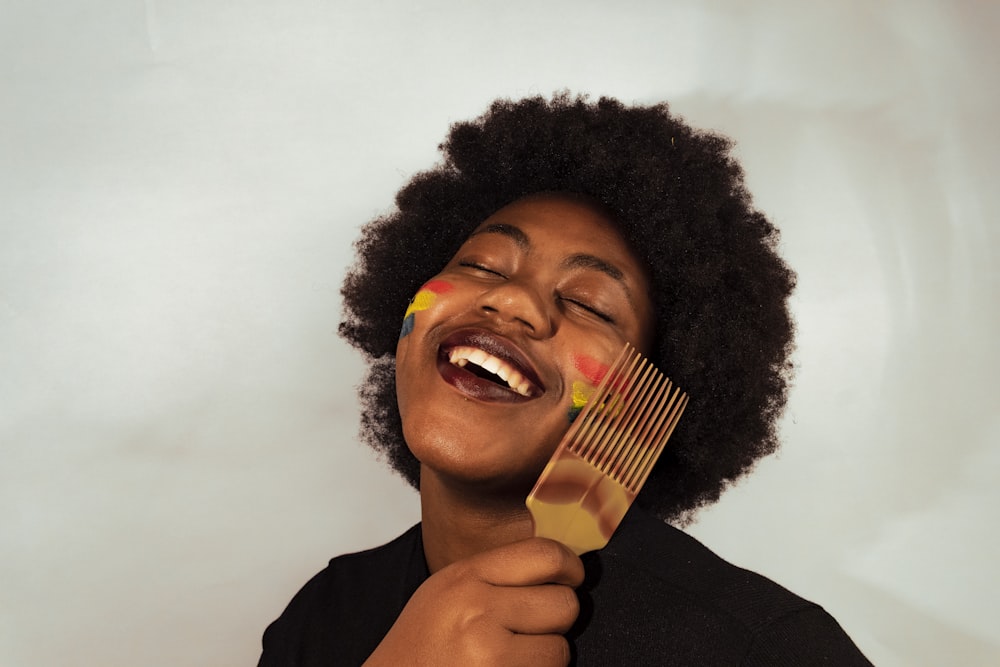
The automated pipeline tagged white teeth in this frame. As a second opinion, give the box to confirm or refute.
[446,345,536,397]
[448,350,469,367]
[480,356,500,375]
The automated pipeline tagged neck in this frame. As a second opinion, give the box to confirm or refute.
[419,467,535,573]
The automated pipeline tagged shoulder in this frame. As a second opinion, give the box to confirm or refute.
[257,524,425,667]
[325,523,425,584]
[614,509,816,630]
[572,509,871,665]
[279,523,423,613]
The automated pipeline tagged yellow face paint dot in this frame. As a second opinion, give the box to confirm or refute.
[399,280,454,340]
[568,380,595,423]
[572,380,593,410]
[404,290,438,319]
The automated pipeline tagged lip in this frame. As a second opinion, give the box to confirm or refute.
[437,328,546,403]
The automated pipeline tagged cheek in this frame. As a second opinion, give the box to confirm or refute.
[399,279,454,340]
[566,354,611,424]
[568,380,593,424]
[573,354,610,385]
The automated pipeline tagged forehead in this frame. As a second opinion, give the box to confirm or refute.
[471,195,643,267]
[465,194,655,350]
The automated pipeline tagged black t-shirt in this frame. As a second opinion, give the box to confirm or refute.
[258,509,872,666]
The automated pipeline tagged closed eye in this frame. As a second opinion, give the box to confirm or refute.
[459,261,506,278]
[561,297,614,323]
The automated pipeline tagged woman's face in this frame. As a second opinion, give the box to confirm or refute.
[395,194,655,498]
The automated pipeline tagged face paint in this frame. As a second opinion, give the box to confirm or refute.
[568,380,594,423]
[573,354,610,386]
[399,280,453,339]
[566,353,640,423]
[567,354,609,423]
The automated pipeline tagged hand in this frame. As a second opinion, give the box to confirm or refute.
[364,537,585,666]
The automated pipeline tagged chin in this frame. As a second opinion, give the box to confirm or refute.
[406,423,552,497]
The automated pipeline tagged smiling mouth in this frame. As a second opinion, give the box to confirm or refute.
[445,345,539,397]
[437,330,544,402]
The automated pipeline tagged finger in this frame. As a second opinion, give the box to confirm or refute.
[490,583,580,635]
[470,538,585,588]
[503,632,573,667]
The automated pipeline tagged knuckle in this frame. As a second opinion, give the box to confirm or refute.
[552,586,580,630]
[561,585,580,615]
[529,538,572,576]
[549,635,572,666]
[447,558,475,581]
[455,615,504,663]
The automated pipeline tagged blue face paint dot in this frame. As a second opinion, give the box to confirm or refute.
[567,406,582,424]
[399,312,415,340]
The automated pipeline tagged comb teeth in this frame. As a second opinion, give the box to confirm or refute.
[564,344,688,494]
[526,343,689,554]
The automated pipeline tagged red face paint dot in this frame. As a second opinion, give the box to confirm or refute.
[422,279,453,295]
[572,354,609,386]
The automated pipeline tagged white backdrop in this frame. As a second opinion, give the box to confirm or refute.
[2,1,997,665]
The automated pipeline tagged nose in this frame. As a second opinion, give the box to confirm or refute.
[475,280,554,338]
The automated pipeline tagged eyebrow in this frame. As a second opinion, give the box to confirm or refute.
[564,253,638,308]
[470,223,530,248]
[469,222,635,300]
[562,253,624,281]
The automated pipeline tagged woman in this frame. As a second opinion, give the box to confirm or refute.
[258,94,872,665]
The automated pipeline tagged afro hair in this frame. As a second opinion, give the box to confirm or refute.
[339,93,795,524]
